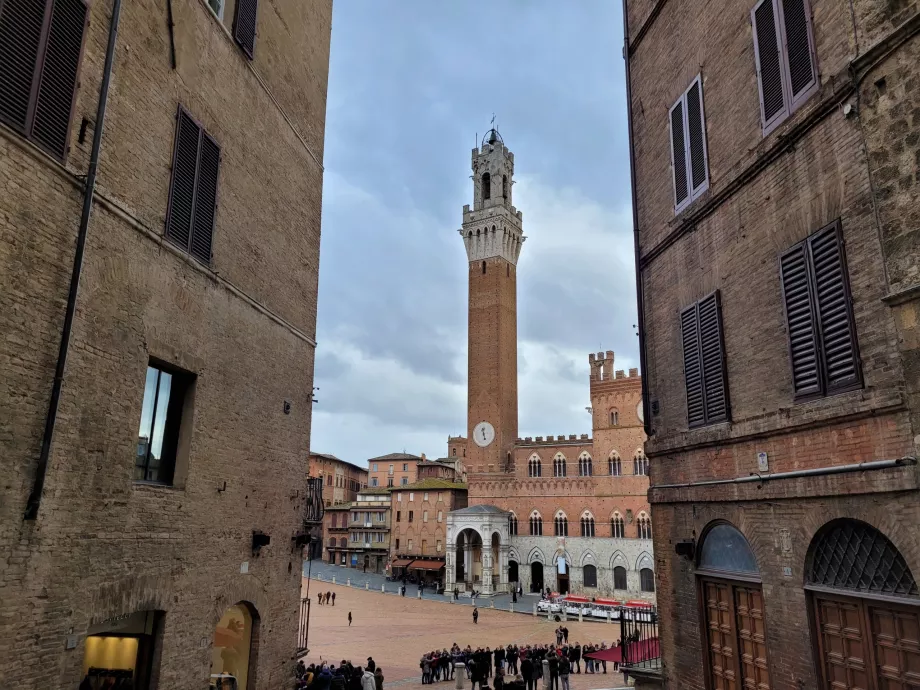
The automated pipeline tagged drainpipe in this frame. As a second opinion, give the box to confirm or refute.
[622,0,652,438]
[25,0,123,520]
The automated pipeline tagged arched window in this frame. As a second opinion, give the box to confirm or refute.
[482,172,491,199]
[529,511,543,536]
[502,174,508,199]
[328,537,335,547]
[637,512,652,539]
[339,537,346,548]
[554,511,568,537]
[611,513,625,538]
[614,566,627,590]
[452,447,456,456]
[330,513,337,528]
[578,452,593,477]
[212,603,258,690]
[580,512,595,538]
[609,451,622,476]
[640,568,655,592]
[509,512,518,536]
[528,454,542,478]
[583,564,598,588]
[610,409,619,426]
[553,453,567,477]
[697,523,768,690]
[634,449,649,476]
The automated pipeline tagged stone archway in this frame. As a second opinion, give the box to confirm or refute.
[455,528,483,589]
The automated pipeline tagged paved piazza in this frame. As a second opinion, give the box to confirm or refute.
[301,579,630,690]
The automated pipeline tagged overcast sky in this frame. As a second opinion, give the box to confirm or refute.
[310,1,639,466]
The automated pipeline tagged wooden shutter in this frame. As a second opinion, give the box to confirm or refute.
[686,79,708,193]
[191,133,219,264]
[670,99,689,208]
[166,110,200,253]
[233,0,259,60]
[809,222,860,394]
[681,302,705,427]
[0,0,48,132]
[781,0,816,101]
[780,242,821,398]
[753,0,787,129]
[32,0,87,158]
[699,292,729,423]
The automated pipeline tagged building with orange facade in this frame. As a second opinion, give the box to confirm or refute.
[445,130,653,600]
[308,452,368,507]
[367,452,420,488]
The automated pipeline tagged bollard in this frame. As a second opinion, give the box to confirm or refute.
[510,603,514,614]
[542,661,550,690]
[381,585,386,593]
[578,609,583,623]
[418,590,422,599]
[332,576,336,584]
[562,609,567,622]
[347,578,351,587]
[454,663,466,690]
[365,582,369,590]
[490,600,495,609]
[607,610,612,624]
[533,604,537,618]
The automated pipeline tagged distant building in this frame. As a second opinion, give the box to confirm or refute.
[323,488,392,574]
[367,452,420,488]
[309,452,368,506]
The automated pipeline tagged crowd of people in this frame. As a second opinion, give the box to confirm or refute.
[295,657,382,690]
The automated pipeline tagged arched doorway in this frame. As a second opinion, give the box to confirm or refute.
[806,519,919,689]
[456,529,483,589]
[696,523,770,690]
[508,560,519,583]
[530,562,544,593]
[212,602,259,690]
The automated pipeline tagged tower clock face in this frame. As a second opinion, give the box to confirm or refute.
[473,421,496,447]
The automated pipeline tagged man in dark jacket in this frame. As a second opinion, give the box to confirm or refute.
[366,658,376,673]
[521,656,534,690]
[330,668,346,690]
[547,652,559,690]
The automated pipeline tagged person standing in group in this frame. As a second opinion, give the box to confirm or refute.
[559,655,571,690]
[362,665,376,690]
[521,655,534,690]
[472,607,479,624]
[547,651,559,690]
[374,667,384,690]
[348,611,352,626]
[562,626,569,644]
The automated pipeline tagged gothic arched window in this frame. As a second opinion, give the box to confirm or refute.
[509,513,518,536]
[529,511,543,536]
[554,511,568,537]
[580,511,595,537]
[610,409,619,426]
[614,566,627,590]
[528,455,542,478]
[609,451,622,476]
[637,512,652,540]
[640,568,655,592]
[482,172,491,200]
[553,454,567,477]
[634,449,649,476]
[583,564,597,588]
[578,452,593,477]
[611,513,625,538]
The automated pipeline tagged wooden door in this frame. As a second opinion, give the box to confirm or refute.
[735,586,771,690]
[815,596,872,690]
[705,581,738,690]
[869,605,920,689]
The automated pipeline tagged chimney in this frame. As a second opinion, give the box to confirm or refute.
[603,351,614,380]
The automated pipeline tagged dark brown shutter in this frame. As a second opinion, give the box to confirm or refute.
[190,133,219,264]
[699,291,729,423]
[681,302,705,427]
[670,100,688,207]
[753,0,786,124]
[686,80,707,192]
[165,109,201,253]
[780,242,821,398]
[0,0,49,132]
[809,222,860,393]
[233,0,258,60]
[781,0,815,99]
[32,0,87,158]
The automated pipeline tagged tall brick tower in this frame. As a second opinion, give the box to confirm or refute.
[460,128,525,474]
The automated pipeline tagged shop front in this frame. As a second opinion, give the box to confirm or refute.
[81,610,163,689]
[410,559,446,588]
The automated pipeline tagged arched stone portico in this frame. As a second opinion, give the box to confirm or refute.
[445,505,511,595]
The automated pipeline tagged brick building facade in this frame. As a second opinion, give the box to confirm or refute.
[445,131,653,601]
[625,0,920,687]
[0,0,331,688]
[367,452,420,488]
[309,452,368,507]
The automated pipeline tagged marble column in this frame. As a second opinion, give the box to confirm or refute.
[498,545,510,593]
[481,550,493,595]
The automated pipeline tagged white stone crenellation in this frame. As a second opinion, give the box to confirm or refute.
[459,224,525,264]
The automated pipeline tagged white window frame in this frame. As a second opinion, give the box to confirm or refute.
[669,74,710,214]
[207,0,225,20]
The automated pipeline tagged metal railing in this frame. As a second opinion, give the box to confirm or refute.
[619,604,660,672]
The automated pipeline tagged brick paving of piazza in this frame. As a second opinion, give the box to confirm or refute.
[301,579,631,690]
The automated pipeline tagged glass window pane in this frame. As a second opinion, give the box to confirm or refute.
[149,371,172,460]
[699,523,759,574]
[137,367,159,444]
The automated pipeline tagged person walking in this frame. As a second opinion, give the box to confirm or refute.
[472,607,479,624]
[374,667,384,690]
[348,611,352,626]
[562,626,569,644]
[332,592,336,606]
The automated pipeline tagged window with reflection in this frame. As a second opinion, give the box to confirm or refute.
[136,362,194,484]
[212,603,257,690]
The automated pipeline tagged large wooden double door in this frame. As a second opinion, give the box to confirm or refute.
[813,593,920,690]
[702,578,771,690]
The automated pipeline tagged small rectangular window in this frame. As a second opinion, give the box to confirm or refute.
[387,478,393,487]
[407,539,413,552]
[752,0,818,135]
[371,477,378,487]
[423,492,429,501]
[136,362,195,484]
[232,0,259,59]
[423,511,428,523]
[669,75,709,214]
[437,511,443,522]
[408,511,414,523]
[401,477,408,485]
[0,0,88,161]
[409,492,414,502]
[437,540,442,552]
[397,493,401,502]
[681,291,730,427]
[403,463,408,471]
[372,463,378,472]
[780,220,861,400]
[395,538,400,551]
[165,107,220,265]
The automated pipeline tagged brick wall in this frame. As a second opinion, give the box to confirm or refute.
[0,0,331,687]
